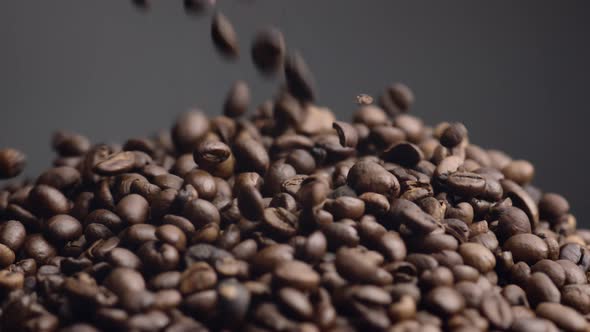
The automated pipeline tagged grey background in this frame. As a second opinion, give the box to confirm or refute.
[1,1,589,224]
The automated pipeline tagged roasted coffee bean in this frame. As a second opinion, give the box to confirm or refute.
[531,259,566,288]
[104,267,146,296]
[425,286,465,316]
[333,121,359,148]
[138,241,180,272]
[504,233,548,264]
[172,110,210,153]
[458,242,495,273]
[116,194,149,225]
[379,83,414,115]
[182,198,220,228]
[46,214,83,243]
[496,206,531,241]
[559,243,590,271]
[179,262,217,294]
[23,234,57,264]
[218,279,251,327]
[502,159,535,185]
[480,291,513,329]
[536,302,588,332]
[441,171,486,197]
[274,260,319,291]
[28,184,70,217]
[383,142,424,167]
[183,0,215,14]
[233,138,269,175]
[440,122,467,148]
[211,12,238,58]
[348,161,401,197]
[223,81,250,120]
[251,27,285,74]
[526,272,561,306]
[539,192,569,221]
[94,151,136,175]
[0,148,26,179]
[107,247,142,269]
[389,199,439,234]
[335,247,391,285]
[0,220,26,252]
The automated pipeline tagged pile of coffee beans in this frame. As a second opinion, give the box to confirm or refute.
[1,2,590,332]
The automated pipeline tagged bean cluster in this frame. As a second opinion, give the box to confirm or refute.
[0,2,589,332]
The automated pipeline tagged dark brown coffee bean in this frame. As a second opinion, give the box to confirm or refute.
[480,291,513,329]
[36,166,81,191]
[425,286,465,316]
[284,51,316,102]
[332,121,359,148]
[389,199,439,234]
[138,240,180,272]
[233,138,269,175]
[335,247,391,285]
[23,234,56,264]
[156,224,187,251]
[107,247,142,270]
[251,244,293,274]
[504,233,548,265]
[218,279,251,327]
[536,302,588,332]
[180,262,217,295]
[116,194,149,225]
[183,0,215,14]
[379,83,414,115]
[219,79,251,119]
[85,209,124,232]
[261,207,298,238]
[0,148,26,179]
[562,284,590,314]
[52,131,91,157]
[211,12,238,58]
[172,110,210,153]
[440,122,467,148]
[560,243,590,271]
[531,259,566,288]
[539,192,569,221]
[46,214,82,242]
[251,27,285,74]
[496,206,531,241]
[182,198,220,228]
[526,272,561,306]
[104,267,145,296]
[458,242,495,273]
[0,243,16,268]
[556,259,588,285]
[28,184,70,217]
[274,260,319,291]
[383,142,424,167]
[94,151,136,175]
[502,179,539,224]
[502,159,535,185]
[0,220,26,252]
[442,171,486,197]
[322,221,360,249]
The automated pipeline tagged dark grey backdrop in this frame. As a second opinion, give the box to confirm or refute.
[1,1,589,224]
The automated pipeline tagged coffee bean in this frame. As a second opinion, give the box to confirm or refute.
[217,279,250,327]
[284,51,317,102]
[502,159,535,185]
[262,207,298,238]
[425,286,465,316]
[539,192,570,221]
[496,206,532,241]
[251,27,285,74]
[458,242,496,273]
[104,268,145,296]
[274,260,319,291]
[37,166,81,191]
[28,184,70,218]
[0,148,26,179]
[442,171,486,197]
[182,198,220,228]
[116,194,149,225]
[183,0,215,14]
[335,247,391,285]
[383,142,424,167]
[251,244,294,274]
[180,262,217,294]
[526,272,561,306]
[47,214,83,242]
[440,122,467,148]
[504,233,548,265]
[531,259,566,288]
[480,291,513,329]
[502,179,539,224]
[223,80,250,118]
[379,83,414,116]
[94,151,136,175]
[172,110,210,153]
[107,247,142,270]
[389,199,439,234]
[233,138,269,175]
[0,220,26,252]
[211,12,238,58]
[536,302,588,332]
[23,234,56,264]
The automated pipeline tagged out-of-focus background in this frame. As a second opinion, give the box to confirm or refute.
[1,1,589,223]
